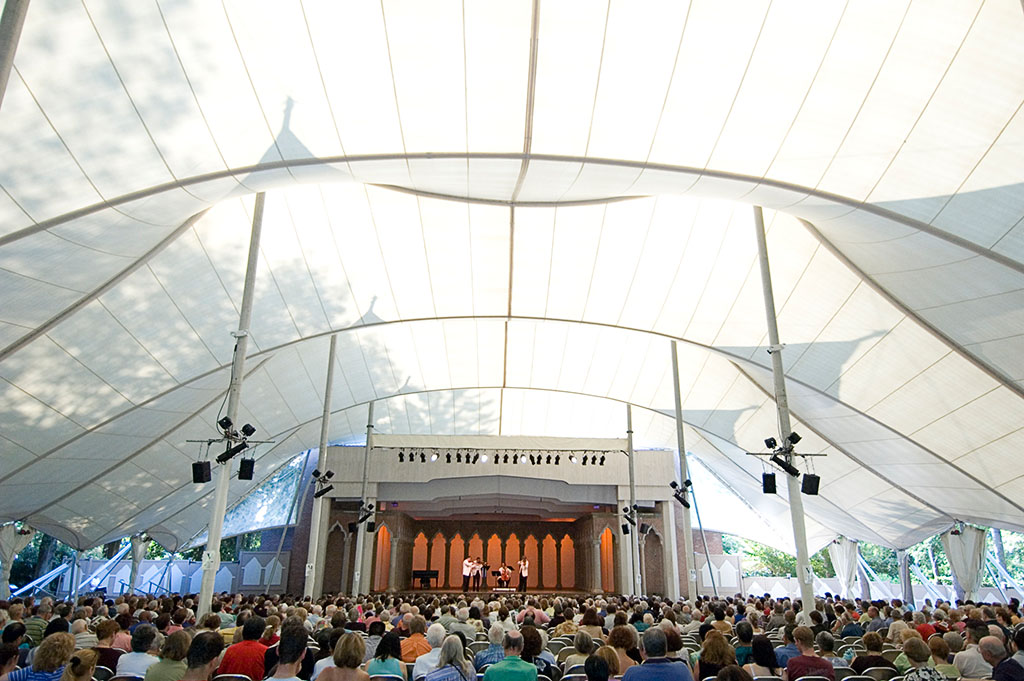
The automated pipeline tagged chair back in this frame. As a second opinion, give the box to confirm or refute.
[556,648,575,663]
[562,675,587,681]
[881,650,900,662]
[469,641,489,654]
[834,668,856,681]
[564,665,585,676]
[213,675,255,681]
[369,675,406,681]
[547,641,567,655]
[864,667,898,681]
[108,676,144,681]
[94,666,115,681]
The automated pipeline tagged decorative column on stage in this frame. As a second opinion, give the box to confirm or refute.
[424,536,434,587]
[388,535,400,592]
[555,540,563,590]
[591,539,602,592]
[341,532,353,593]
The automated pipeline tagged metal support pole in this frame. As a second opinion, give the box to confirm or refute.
[304,334,338,597]
[352,402,374,594]
[198,192,265,619]
[0,0,30,113]
[671,341,699,600]
[753,205,815,608]
[691,483,717,598]
[626,405,641,595]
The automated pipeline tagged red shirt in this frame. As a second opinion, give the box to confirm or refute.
[218,639,268,681]
[786,654,835,681]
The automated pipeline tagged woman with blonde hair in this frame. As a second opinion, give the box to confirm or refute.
[318,633,369,681]
[59,649,97,681]
[593,646,620,677]
[143,631,190,681]
[425,636,473,681]
[4,632,76,681]
[694,631,736,681]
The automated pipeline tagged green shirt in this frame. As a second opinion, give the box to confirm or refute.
[22,618,48,648]
[482,655,538,681]
[143,659,187,681]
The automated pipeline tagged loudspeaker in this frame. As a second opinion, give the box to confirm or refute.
[365,521,376,533]
[801,473,820,495]
[621,523,630,535]
[762,472,776,494]
[347,522,358,533]
[238,458,255,481]
[192,461,211,484]
[639,522,652,535]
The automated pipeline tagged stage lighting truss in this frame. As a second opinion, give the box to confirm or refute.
[390,446,610,467]
[311,468,336,498]
[186,422,272,482]
[745,432,824,495]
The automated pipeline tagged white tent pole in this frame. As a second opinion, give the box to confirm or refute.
[671,341,699,600]
[305,333,337,598]
[197,191,265,619]
[352,402,375,594]
[753,205,815,608]
[626,405,641,595]
[0,0,30,113]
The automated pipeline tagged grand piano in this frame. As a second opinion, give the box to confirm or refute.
[412,569,439,589]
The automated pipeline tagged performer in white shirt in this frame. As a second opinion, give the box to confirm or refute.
[517,557,529,593]
[462,556,474,592]
[471,556,483,590]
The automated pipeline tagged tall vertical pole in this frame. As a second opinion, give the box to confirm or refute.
[198,192,265,619]
[0,0,30,113]
[304,334,338,597]
[352,402,375,594]
[753,205,814,609]
[671,341,699,600]
[626,405,641,595]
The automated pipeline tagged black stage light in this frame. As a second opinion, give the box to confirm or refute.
[218,416,233,431]
[472,453,479,464]
[420,453,426,463]
[238,458,255,480]
[240,423,256,437]
[554,455,560,465]
[312,468,322,478]
[446,452,452,463]
[324,470,334,479]
[801,473,820,495]
[639,523,652,535]
[788,431,802,445]
[529,455,535,465]
[503,454,509,464]
[669,480,678,489]
[192,461,211,484]
[770,453,800,477]
[546,455,552,464]
[347,522,358,533]
[313,484,334,498]
[581,456,587,466]
[365,521,376,533]
[599,455,605,465]
[764,437,777,450]
[513,454,519,464]
[399,452,404,462]
[216,441,248,463]
[456,452,462,463]
[674,490,691,509]
[762,472,777,494]
[621,523,630,535]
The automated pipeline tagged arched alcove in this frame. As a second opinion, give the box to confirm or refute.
[600,527,615,593]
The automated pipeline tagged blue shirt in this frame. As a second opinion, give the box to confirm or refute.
[475,644,505,671]
[622,658,694,681]
[776,643,800,668]
[427,665,474,681]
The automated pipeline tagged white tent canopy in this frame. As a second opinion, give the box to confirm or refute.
[1,1,1023,554]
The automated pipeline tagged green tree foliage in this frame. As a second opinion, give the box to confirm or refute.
[858,542,898,582]
[723,535,835,578]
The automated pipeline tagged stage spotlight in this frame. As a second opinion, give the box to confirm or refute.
[599,455,605,465]
[621,523,630,535]
[216,441,248,463]
[324,470,334,479]
[513,454,519,464]
[503,453,509,464]
[399,452,404,462]
[192,461,211,484]
[446,452,452,463]
[313,484,334,498]
[481,454,488,463]
[770,453,800,477]
[546,454,552,464]
[430,452,439,462]
[669,480,678,489]
[764,437,777,450]
[569,454,578,464]
[472,453,479,464]
[238,458,255,480]
[312,468,322,478]
[684,479,692,487]
[217,416,233,431]
[762,472,777,494]
[529,455,535,465]
[801,473,820,495]
[582,456,587,466]
[456,452,462,463]
[420,453,426,463]
[673,490,691,509]
[240,423,256,437]
[554,455,560,465]
[788,431,802,445]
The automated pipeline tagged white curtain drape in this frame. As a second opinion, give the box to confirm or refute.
[0,524,36,598]
[828,536,859,598]
[129,535,147,594]
[897,549,914,606]
[941,525,987,602]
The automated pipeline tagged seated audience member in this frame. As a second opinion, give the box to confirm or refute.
[607,625,638,675]
[695,631,735,680]
[143,630,189,681]
[363,621,385,662]
[979,636,1024,681]
[953,622,992,680]
[734,622,754,667]
[70,621,96,651]
[425,636,473,681]
[520,626,558,681]
[716,666,755,681]
[218,615,267,681]
[927,636,959,678]
[903,638,946,681]
[593,647,620,678]
[743,635,781,679]
[311,628,345,681]
[317,633,369,681]
[59,649,97,681]
[92,619,125,671]
[181,632,224,681]
[0,645,19,678]
[579,609,605,642]
[449,610,477,642]
[584,655,610,681]
[815,632,848,668]
[783,626,834,681]
[774,626,800,669]
[622,628,694,681]
[474,624,506,671]
[851,632,897,674]
[366,631,404,678]
[6,632,75,681]
[564,631,596,671]
[412,624,447,680]
[893,630,928,674]
[482,631,537,681]
[402,617,433,664]
[115,625,161,677]
[261,615,282,647]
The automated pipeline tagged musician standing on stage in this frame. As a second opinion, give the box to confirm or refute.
[517,557,529,592]
[471,556,484,590]
[462,556,474,592]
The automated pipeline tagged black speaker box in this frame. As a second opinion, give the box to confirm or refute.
[365,520,376,533]
[762,472,777,494]
[238,458,255,480]
[192,461,211,484]
[801,473,820,495]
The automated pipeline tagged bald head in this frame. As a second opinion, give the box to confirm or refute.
[978,636,1007,666]
[503,630,524,654]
